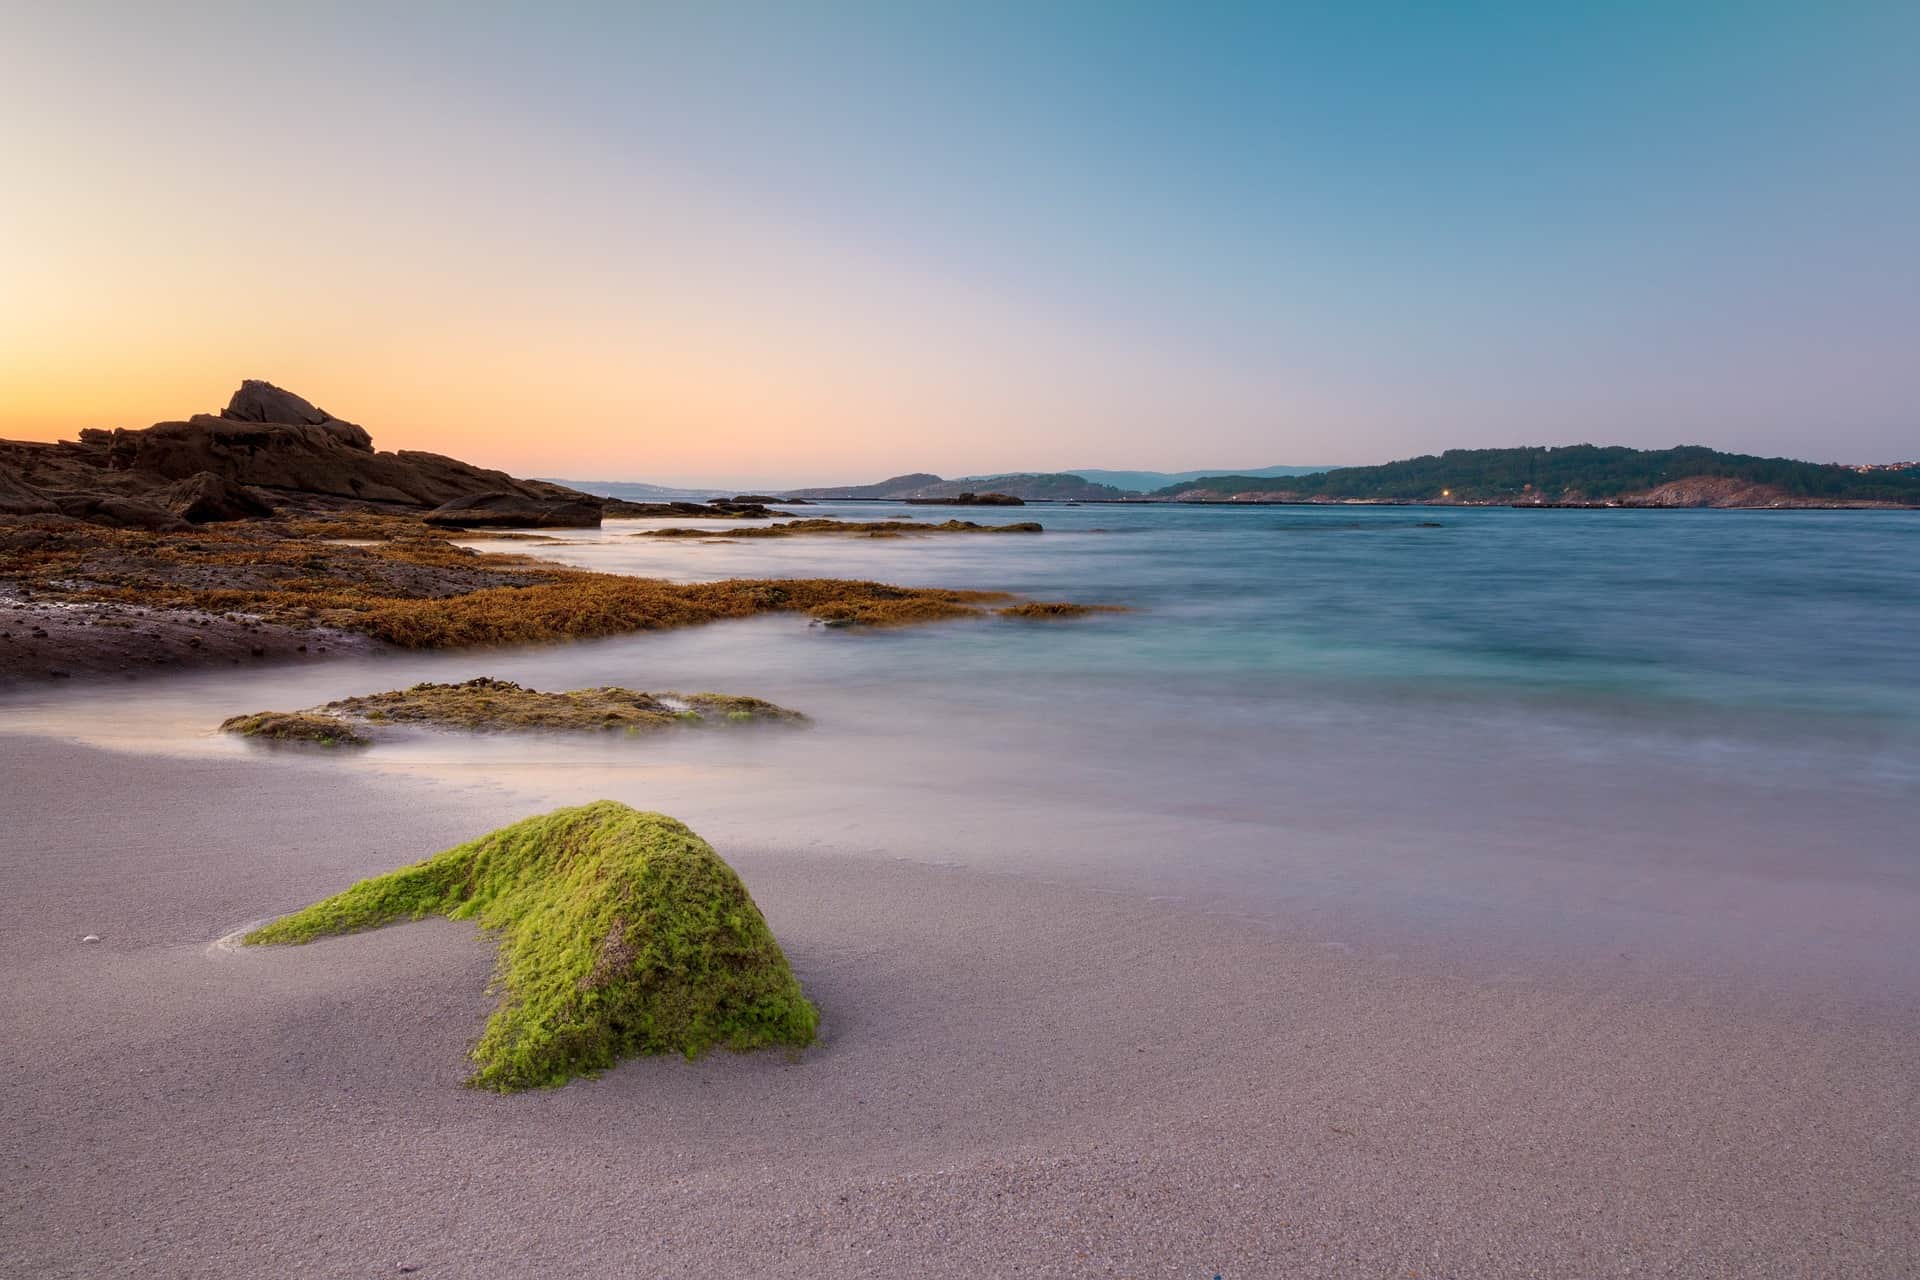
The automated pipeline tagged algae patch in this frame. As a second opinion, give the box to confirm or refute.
[246,802,818,1090]
[325,677,806,734]
[217,711,368,746]
[995,602,1130,621]
[222,677,808,742]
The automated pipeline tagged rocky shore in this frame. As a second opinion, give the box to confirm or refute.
[0,379,805,531]
[0,382,1104,687]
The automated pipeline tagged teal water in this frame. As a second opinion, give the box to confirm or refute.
[522,502,1920,759]
[5,503,1916,993]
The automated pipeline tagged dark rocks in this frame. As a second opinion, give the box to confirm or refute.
[51,493,191,531]
[160,472,276,523]
[602,499,778,519]
[0,469,59,517]
[422,491,604,529]
[1,380,617,529]
[904,491,1026,506]
[220,379,374,451]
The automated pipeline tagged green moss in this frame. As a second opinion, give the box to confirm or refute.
[218,711,369,747]
[246,802,818,1090]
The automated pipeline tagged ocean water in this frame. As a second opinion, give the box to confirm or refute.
[6,503,1918,995]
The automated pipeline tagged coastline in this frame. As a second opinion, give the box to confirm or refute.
[0,512,1078,688]
[4,734,1915,1278]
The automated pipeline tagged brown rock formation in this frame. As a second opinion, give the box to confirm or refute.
[0,381,609,528]
[423,492,604,529]
[159,472,277,523]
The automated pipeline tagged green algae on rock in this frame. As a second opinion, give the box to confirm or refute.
[225,677,809,740]
[325,676,807,733]
[217,710,369,746]
[246,801,818,1090]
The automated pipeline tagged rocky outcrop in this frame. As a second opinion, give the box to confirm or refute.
[904,491,1025,506]
[51,493,190,531]
[219,379,374,451]
[1616,477,1792,508]
[160,472,276,523]
[0,467,60,517]
[423,491,604,528]
[600,499,780,518]
[0,381,612,529]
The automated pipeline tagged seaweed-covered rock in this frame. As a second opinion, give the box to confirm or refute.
[219,711,369,746]
[321,677,807,734]
[218,679,808,740]
[246,802,818,1089]
[995,601,1127,620]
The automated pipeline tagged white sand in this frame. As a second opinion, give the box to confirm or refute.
[2,736,1914,1278]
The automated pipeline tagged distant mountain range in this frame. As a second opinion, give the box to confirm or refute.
[540,478,731,501]
[550,446,1920,508]
[783,472,1133,501]
[782,465,1332,501]
[1155,446,1920,506]
[1064,465,1332,492]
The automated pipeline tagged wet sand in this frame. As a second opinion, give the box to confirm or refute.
[0,586,376,686]
[2,736,1915,1278]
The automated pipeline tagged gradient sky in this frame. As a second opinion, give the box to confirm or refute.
[3,2,1916,485]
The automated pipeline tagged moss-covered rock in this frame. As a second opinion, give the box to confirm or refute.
[218,710,368,746]
[225,677,810,740]
[246,801,818,1090]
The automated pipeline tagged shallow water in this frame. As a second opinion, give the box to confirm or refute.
[6,503,1918,994]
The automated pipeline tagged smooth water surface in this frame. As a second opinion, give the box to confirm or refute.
[6,503,1917,994]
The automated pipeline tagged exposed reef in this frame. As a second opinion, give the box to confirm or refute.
[1,381,1118,684]
[217,711,369,746]
[995,602,1129,620]
[245,802,818,1090]
[604,500,789,519]
[636,518,1043,539]
[0,511,1100,683]
[220,677,807,741]
[904,491,1025,506]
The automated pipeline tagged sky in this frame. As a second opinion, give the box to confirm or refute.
[2,1,1916,486]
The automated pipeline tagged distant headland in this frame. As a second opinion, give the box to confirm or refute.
[767,447,1920,508]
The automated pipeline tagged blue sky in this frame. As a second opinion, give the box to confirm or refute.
[4,1,1916,480]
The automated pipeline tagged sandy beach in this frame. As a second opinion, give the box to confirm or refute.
[4,734,1914,1278]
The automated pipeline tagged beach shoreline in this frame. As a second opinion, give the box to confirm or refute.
[4,734,1914,1278]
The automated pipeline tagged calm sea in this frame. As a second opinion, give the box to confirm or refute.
[6,503,1917,994]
